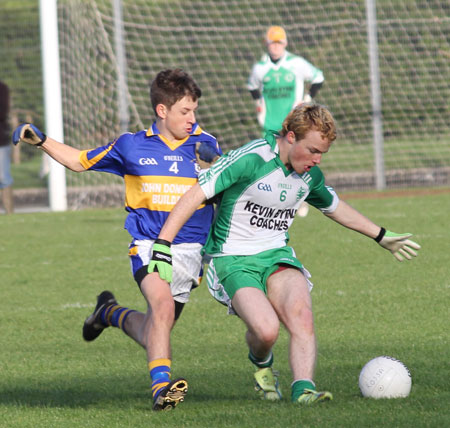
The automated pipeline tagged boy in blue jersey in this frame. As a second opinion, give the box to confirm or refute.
[12,69,222,411]
[149,104,421,406]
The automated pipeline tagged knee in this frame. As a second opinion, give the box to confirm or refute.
[300,307,315,334]
[284,303,315,336]
[151,297,175,324]
[253,321,279,347]
[140,275,176,324]
[298,307,315,336]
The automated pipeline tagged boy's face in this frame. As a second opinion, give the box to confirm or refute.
[267,41,287,61]
[158,95,198,141]
[287,129,331,174]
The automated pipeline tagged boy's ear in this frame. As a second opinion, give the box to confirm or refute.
[156,103,167,119]
[286,131,296,145]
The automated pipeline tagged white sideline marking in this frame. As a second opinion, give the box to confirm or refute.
[61,302,93,309]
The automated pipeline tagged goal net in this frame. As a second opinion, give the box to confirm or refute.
[56,0,450,207]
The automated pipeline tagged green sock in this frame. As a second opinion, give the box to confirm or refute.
[248,350,273,369]
[291,379,316,402]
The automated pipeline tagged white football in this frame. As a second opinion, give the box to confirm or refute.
[359,356,412,398]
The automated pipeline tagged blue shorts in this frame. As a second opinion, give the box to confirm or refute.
[0,145,13,188]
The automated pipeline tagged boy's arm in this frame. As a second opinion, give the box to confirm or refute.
[325,199,421,262]
[13,123,85,172]
[148,183,208,282]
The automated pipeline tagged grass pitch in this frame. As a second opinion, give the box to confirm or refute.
[0,190,449,427]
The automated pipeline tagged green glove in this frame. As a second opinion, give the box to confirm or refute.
[148,239,173,282]
[375,228,421,262]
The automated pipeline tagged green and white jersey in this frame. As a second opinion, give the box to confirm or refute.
[198,132,338,256]
[247,51,324,133]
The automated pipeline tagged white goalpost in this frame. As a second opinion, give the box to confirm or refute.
[40,0,67,211]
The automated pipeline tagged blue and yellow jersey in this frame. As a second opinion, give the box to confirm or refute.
[79,122,221,244]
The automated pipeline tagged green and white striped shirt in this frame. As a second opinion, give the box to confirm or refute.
[247,51,324,133]
[199,132,338,256]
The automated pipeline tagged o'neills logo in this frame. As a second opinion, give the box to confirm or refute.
[156,253,171,263]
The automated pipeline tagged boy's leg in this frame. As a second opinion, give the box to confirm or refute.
[232,287,279,363]
[232,287,282,400]
[267,268,332,404]
[2,186,14,214]
[139,272,189,410]
[83,241,199,411]
[0,145,14,214]
[83,291,137,341]
[135,242,201,410]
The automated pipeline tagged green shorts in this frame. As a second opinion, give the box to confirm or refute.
[212,246,304,300]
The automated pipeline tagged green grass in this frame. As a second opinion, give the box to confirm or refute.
[0,192,449,427]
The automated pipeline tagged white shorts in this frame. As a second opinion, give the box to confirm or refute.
[129,239,203,304]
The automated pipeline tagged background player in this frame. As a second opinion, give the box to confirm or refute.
[247,25,324,135]
[0,80,14,214]
[148,103,420,405]
[12,69,222,411]
[247,25,324,217]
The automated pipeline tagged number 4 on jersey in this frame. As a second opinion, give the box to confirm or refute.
[169,162,179,174]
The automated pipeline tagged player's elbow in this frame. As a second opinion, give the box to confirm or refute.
[66,161,87,172]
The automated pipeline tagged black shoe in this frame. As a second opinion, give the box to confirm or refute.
[82,291,117,341]
[152,378,188,411]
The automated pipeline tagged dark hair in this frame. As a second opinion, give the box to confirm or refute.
[150,69,202,114]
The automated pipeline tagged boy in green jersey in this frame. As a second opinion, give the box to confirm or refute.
[248,25,324,217]
[247,25,324,135]
[150,104,421,405]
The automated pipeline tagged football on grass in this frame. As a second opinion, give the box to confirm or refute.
[359,356,412,398]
